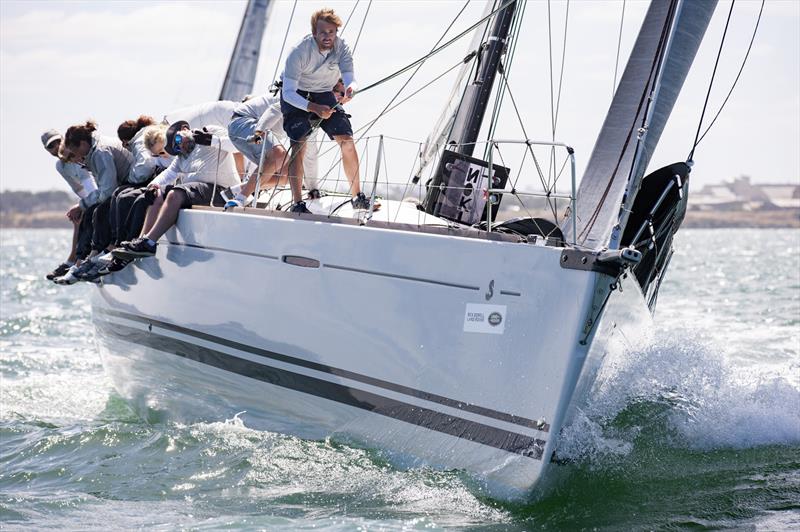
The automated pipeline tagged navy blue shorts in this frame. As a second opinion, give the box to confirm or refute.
[281,90,353,142]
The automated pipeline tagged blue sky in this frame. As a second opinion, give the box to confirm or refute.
[1,0,797,194]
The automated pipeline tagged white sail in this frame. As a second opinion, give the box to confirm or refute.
[564,0,717,249]
[413,1,494,180]
[218,0,273,102]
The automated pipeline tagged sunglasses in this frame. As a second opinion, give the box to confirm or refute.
[173,133,183,151]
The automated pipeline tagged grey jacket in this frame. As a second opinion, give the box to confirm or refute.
[81,134,133,209]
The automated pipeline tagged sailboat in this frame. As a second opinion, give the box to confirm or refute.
[92,0,718,500]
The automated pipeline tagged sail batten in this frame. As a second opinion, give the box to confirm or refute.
[565,0,717,249]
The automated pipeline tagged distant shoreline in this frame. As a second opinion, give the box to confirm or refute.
[2,189,797,230]
[1,209,797,229]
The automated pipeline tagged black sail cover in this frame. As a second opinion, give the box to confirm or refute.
[564,0,717,248]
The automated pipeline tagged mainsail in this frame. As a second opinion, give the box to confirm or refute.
[218,0,273,102]
[565,0,717,249]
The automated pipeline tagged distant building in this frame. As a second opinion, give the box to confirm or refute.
[690,176,800,211]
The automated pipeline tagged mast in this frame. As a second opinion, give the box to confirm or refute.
[218,0,273,102]
[448,0,517,157]
[412,1,493,181]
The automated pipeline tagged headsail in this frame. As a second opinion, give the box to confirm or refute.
[219,0,273,102]
[413,1,495,180]
[565,0,717,249]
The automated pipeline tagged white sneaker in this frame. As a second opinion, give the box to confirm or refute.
[54,264,81,285]
[93,251,115,266]
[224,194,246,210]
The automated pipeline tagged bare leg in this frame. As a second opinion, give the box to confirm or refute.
[240,145,289,197]
[288,140,307,203]
[334,135,361,196]
[233,152,246,179]
[140,193,165,236]
[142,190,185,242]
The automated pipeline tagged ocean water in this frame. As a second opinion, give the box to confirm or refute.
[1,228,798,530]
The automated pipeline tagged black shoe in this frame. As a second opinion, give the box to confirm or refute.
[290,201,312,214]
[99,257,132,275]
[351,192,370,210]
[46,262,72,280]
[80,264,105,283]
[307,188,321,200]
[71,260,97,280]
[114,237,157,259]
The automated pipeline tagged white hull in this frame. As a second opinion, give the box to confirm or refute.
[92,204,648,500]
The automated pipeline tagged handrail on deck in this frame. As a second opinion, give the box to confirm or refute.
[484,138,577,246]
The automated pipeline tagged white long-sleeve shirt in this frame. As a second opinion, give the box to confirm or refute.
[151,126,240,189]
[165,100,238,129]
[55,160,97,200]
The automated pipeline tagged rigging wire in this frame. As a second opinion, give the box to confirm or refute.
[546,0,570,215]
[496,71,559,221]
[314,1,474,187]
[351,0,373,55]
[612,0,627,97]
[484,0,527,156]
[270,0,298,85]
[577,0,678,242]
[551,0,570,137]
[687,1,736,162]
[357,59,469,135]
[688,0,764,160]
[340,1,361,35]
[355,0,517,95]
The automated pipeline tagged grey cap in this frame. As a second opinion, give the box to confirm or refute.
[41,129,62,149]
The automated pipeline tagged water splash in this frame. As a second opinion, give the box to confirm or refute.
[558,324,800,463]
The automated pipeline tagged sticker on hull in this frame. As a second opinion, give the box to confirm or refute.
[464,304,507,334]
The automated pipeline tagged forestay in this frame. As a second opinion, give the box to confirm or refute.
[565,0,716,249]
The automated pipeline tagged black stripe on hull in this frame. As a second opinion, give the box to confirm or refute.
[97,308,550,432]
[95,319,546,460]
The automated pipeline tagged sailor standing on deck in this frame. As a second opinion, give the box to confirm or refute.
[280,8,369,214]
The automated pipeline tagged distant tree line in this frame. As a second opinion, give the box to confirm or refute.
[0,190,74,215]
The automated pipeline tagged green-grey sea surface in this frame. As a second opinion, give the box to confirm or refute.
[1,228,798,530]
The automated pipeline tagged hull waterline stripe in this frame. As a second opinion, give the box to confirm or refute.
[96,308,550,433]
[323,263,481,291]
[95,320,546,459]
[166,241,280,261]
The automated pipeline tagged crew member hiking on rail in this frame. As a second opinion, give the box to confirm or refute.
[41,129,98,282]
[113,121,240,260]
